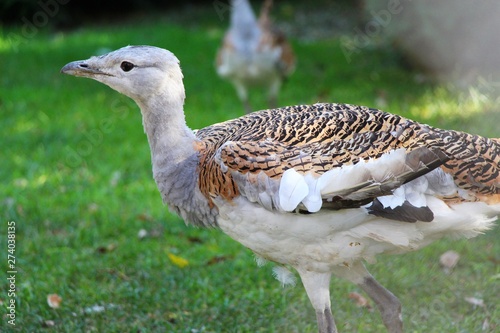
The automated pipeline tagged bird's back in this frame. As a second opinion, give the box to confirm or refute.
[195,103,500,211]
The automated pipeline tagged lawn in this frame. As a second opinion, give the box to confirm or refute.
[1,3,499,333]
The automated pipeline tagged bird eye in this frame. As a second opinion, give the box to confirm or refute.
[120,61,135,72]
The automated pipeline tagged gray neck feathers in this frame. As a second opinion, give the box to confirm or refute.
[138,94,218,228]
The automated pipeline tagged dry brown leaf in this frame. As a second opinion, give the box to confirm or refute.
[137,213,153,221]
[188,236,203,244]
[439,250,460,273]
[487,255,500,265]
[348,292,372,310]
[96,243,117,254]
[207,255,231,266]
[166,312,178,323]
[47,294,62,309]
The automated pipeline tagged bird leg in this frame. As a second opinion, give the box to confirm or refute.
[243,99,253,114]
[334,262,403,333]
[233,81,253,113]
[268,94,278,110]
[358,275,402,333]
[267,78,281,109]
[298,270,337,333]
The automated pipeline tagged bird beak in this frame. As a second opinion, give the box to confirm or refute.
[61,60,111,78]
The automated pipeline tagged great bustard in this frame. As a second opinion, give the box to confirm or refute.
[216,0,295,113]
[61,45,499,333]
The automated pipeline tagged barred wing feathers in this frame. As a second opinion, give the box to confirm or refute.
[195,103,500,221]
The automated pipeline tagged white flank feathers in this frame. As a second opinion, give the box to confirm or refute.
[254,254,268,267]
[272,266,296,287]
[278,168,308,211]
[302,174,323,212]
[401,177,428,207]
[377,187,406,209]
[321,149,407,200]
[278,149,414,212]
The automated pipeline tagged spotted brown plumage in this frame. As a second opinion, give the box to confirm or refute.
[62,46,499,333]
[437,130,500,195]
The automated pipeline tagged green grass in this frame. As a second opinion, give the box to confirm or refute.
[1,4,499,333]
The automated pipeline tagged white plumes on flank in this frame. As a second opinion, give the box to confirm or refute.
[302,174,324,212]
[319,149,410,200]
[267,148,457,214]
[278,168,310,212]
[254,254,268,267]
[272,266,297,287]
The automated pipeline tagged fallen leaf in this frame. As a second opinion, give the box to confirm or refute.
[168,253,189,268]
[137,213,153,221]
[166,312,178,323]
[487,256,500,265]
[96,243,117,254]
[100,268,131,281]
[348,292,372,310]
[439,250,460,273]
[47,294,62,309]
[464,297,485,307]
[188,236,203,244]
[207,255,231,266]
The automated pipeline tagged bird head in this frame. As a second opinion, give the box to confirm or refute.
[61,45,185,105]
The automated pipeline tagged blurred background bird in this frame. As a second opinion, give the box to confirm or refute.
[216,0,295,113]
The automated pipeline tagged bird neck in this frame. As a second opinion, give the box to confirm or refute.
[139,94,196,165]
[137,93,218,227]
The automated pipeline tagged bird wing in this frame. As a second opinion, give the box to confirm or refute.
[195,103,459,221]
[196,103,499,221]
[215,138,449,216]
